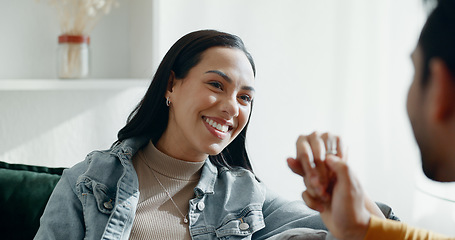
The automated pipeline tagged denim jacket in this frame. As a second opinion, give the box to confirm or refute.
[35,136,326,240]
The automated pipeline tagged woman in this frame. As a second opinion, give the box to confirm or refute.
[35,30,327,240]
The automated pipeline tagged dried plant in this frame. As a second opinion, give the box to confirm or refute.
[38,0,119,35]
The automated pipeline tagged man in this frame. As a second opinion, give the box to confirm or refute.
[288,0,455,239]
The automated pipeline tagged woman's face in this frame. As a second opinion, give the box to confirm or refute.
[160,46,255,162]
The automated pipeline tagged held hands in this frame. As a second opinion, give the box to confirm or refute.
[287,132,380,240]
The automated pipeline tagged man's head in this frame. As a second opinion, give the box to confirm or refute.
[407,0,455,182]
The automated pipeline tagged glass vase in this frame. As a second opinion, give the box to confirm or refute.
[57,35,90,79]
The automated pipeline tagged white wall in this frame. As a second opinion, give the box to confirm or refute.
[0,87,147,167]
[0,1,151,168]
[151,0,455,235]
[1,0,455,236]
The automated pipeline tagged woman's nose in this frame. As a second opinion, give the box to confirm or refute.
[221,95,239,118]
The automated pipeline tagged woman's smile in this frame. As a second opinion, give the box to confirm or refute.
[202,116,234,139]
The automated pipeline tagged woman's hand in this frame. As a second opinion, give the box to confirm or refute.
[287,132,382,240]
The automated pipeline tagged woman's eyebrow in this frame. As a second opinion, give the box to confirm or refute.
[205,70,255,92]
[206,70,232,83]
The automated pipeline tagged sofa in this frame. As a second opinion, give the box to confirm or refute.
[0,161,65,240]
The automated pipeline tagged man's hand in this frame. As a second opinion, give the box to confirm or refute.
[313,156,370,240]
[287,132,377,240]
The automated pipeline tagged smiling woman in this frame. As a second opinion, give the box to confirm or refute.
[34,30,329,240]
[159,47,255,162]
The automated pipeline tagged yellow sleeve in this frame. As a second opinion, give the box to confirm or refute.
[364,215,455,240]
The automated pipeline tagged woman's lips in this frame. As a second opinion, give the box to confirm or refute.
[205,117,229,132]
[202,116,233,139]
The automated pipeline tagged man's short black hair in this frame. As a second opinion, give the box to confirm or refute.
[418,0,455,83]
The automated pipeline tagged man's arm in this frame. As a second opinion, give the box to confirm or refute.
[288,132,455,240]
[365,215,455,240]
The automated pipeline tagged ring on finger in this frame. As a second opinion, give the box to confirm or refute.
[326,136,337,155]
[326,149,337,155]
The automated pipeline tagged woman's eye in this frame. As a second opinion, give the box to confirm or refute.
[208,81,223,90]
[239,95,252,104]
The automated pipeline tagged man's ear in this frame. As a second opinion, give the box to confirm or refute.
[428,58,455,122]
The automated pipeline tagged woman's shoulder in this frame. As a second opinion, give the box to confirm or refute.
[62,148,124,184]
[62,137,147,187]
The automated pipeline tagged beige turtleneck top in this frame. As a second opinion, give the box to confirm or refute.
[129,141,205,240]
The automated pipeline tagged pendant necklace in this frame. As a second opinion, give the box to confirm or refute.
[141,150,189,224]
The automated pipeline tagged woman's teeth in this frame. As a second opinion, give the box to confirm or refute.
[205,118,229,133]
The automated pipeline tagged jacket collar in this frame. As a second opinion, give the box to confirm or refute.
[194,159,218,197]
[110,136,150,161]
[112,136,220,197]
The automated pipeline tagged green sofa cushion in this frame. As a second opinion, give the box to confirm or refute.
[0,161,66,240]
